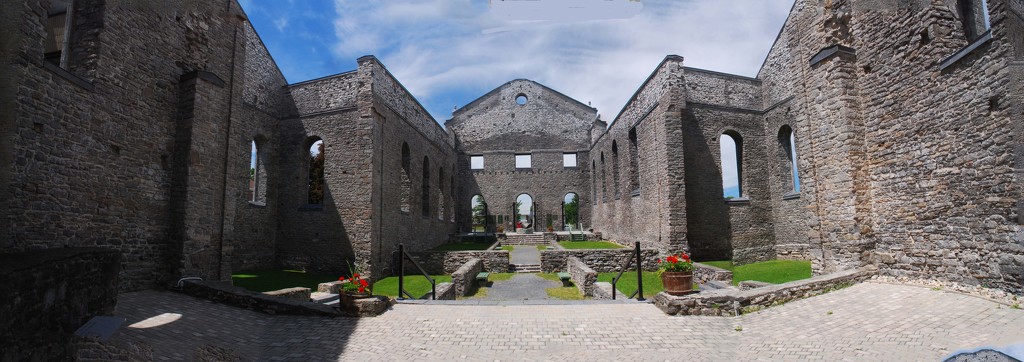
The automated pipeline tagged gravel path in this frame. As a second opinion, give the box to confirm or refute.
[480,273,561,301]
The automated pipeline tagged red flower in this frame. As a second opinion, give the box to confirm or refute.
[338,276,346,281]
[360,279,369,287]
[667,255,679,263]
[353,273,360,279]
[358,285,366,293]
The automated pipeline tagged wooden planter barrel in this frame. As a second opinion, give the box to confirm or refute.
[661,271,694,296]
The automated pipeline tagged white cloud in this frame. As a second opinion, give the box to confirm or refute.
[329,0,792,123]
[273,17,289,32]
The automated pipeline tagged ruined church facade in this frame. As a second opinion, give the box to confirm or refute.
[2,0,1023,299]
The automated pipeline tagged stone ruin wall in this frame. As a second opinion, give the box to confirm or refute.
[0,0,290,290]
[590,56,687,253]
[850,1,1023,293]
[449,80,595,234]
[366,56,458,279]
[276,70,372,276]
[757,0,1024,292]
[681,68,775,264]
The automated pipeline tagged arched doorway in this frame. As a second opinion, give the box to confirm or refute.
[562,192,580,231]
[514,194,534,232]
[471,194,487,232]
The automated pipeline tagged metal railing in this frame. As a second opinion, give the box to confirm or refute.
[397,244,435,300]
[611,242,645,301]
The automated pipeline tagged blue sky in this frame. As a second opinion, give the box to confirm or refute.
[242,0,794,198]
[239,0,792,125]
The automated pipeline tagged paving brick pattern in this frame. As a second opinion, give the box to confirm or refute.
[111,282,1024,361]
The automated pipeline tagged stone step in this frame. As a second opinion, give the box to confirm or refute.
[310,292,339,304]
[511,264,542,273]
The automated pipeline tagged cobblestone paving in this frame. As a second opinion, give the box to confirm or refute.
[479,273,560,301]
[111,282,1024,361]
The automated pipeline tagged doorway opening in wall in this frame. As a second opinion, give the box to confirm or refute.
[562,193,580,231]
[514,194,534,233]
[471,194,488,232]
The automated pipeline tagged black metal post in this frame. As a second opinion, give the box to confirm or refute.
[635,242,644,301]
[398,244,405,300]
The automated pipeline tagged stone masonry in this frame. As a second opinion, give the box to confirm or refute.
[2,4,1023,358]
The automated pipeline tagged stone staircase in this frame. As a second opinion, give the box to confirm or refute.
[510,263,542,273]
[504,233,547,245]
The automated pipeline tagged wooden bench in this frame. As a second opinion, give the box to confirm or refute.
[476,272,490,284]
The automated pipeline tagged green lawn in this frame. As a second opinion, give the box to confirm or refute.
[701,260,812,285]
[372,275,453,298]
[557,241,624,249]
[536,273,585,300]
[431,242,494,251]
[597,271,665,297]
[537,245,548,251]
[231,269,338,293]
[501,245,514,251]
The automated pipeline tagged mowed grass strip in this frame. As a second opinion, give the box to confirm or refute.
[557,241,624,249]
[431,242,494,251]
[701,260,812,285]
[372,275,453,298]
[596,271,665,296]
[231,269,338,293]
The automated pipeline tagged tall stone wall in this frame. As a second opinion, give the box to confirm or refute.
[757,0,1024,292]
[363,56,458,279]
[449,79,596,233]
[0,0,284,290]
[276,71,370,276]
[590,56,687,253]
[849,1,1022,292]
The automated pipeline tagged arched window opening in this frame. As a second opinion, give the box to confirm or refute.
[400,143,411,213]
[562,192,580,231]
[957,0,990,41]
[250,137,268,205]
[720,132,743,199]
[612,141,621,199]
[628,127,640,195]
[307,138,325,204]
[422,156,431,217]
[450,174,456,223]
[471,195,487,232]
[779,126,800,195]
[600,153,607,203]
[437,167,445,221]
[515,194,534,232]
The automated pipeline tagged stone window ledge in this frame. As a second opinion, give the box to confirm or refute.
[939,30,992,71]
[247,201,266,208]
[725,197,750,205]
[631,189,640,197]
[782,192,800,200]
[43,62,95,91]
[298,204,324,211]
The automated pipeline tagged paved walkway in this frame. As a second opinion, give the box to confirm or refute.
[109,282,1024,361]
[479,273,561,301]
[509,246,541,265]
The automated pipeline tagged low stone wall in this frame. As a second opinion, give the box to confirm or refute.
[178,280,341,316]
[408,251,510,274]
[591,282,615,300]
[540,249,659,273]
[435,282,457,300]
[653,269,875,316]
[693,262,733,285]
[452,258,484,296]
[262,287,311,300]
[73,336,153,362]
[566,257,598,296]
[0,247,121,362]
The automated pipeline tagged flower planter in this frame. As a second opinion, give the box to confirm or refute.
[661,271,695,296]
[338,291,372,311]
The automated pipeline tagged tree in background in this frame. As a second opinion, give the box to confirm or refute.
[563,194,579,228]
[308,141,325,204]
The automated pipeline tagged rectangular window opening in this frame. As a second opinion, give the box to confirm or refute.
[563,153,577,168]
[45,0,73,68]
[515,154,532,169]
[470,155,484,170]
